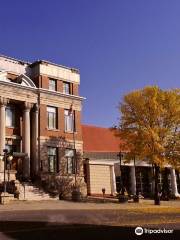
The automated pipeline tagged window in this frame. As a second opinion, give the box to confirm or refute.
[47,106,57,129]
[65,149,75,174]
[48,147,57,173]
[64,109,74,132]
[6,107,15,127]
[63,82,70,94]
[49,79,57,91]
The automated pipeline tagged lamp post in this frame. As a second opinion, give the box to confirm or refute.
[68,104,81,202]
[3,149,7,196]
[68,103,77,187]
[0,149,13,198]
[7,154,13,183]
[72,120,77,188]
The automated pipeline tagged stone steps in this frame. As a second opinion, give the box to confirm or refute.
[17,182,58,201]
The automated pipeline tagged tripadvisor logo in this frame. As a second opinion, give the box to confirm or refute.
[135,227,143,235]
[135,226,174,235]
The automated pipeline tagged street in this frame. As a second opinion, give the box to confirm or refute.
[0,200,179,239]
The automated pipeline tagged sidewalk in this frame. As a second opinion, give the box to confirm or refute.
[0,199,180,212]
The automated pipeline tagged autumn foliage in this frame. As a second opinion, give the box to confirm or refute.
[118,86,180,169]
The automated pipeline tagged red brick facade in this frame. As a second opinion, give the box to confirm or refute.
[0,55,84,184]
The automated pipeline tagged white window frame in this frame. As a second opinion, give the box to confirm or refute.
[47,106,57,129]
[6,107,15,127]
[49,79,56,91]
[63,82,70,94]
[65,149,75,174]
[48,147,57,173]
[64,109,74,132]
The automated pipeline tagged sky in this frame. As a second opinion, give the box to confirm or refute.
[0,0,180,127]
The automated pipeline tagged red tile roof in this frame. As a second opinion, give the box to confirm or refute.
[82,125,123,153]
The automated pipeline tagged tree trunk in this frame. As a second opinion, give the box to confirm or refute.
[154,164,160,205]
[161,167,170,200]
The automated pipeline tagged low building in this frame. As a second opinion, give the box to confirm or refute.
[82,125,120,196]
[82,125,180,198]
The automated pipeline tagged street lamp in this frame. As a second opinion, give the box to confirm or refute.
[72,117,77,188]
[68,103,81,202]
[0,149,13,198]
[7,155,13,182]
[68,103,77,187]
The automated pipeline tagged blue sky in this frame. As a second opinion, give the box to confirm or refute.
[0,0,180,127]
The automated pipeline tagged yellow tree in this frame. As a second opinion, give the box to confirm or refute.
[117,86,180,204]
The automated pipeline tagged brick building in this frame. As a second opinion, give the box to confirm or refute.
[0,54,179,201]
[0,55,84,189]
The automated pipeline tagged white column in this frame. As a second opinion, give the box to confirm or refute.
[112,165,117,193]
[31,104,39,175]
[23,102,32,179]
[110,165,117,195]
[0,97,8,172]
[170,168,179,197]
[130,166,136,195]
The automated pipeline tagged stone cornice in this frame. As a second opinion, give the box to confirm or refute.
[30,60,79,73]
[0,78,37,92]
[40,74,80,85]
[0,80,85,102]
[0,55,80,84]
[0,81,37,104]
[0,54,30,65]
[38,88,85,101]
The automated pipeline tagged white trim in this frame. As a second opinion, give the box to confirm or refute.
[0,71,10,82]
[0,79,85,101]
[0,75,37,92]
[88,159,172,168]
[39,88,85,101]
[88,160,115,166]
[6,135,21,140]
[0,70,37,89]
[18,74,36,88]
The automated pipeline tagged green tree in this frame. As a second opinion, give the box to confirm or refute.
[116,86,180,204]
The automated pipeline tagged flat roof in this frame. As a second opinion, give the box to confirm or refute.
[0,54,79,73]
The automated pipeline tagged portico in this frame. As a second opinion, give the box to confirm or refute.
[0,72,39,180]
[115,162,180,198]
